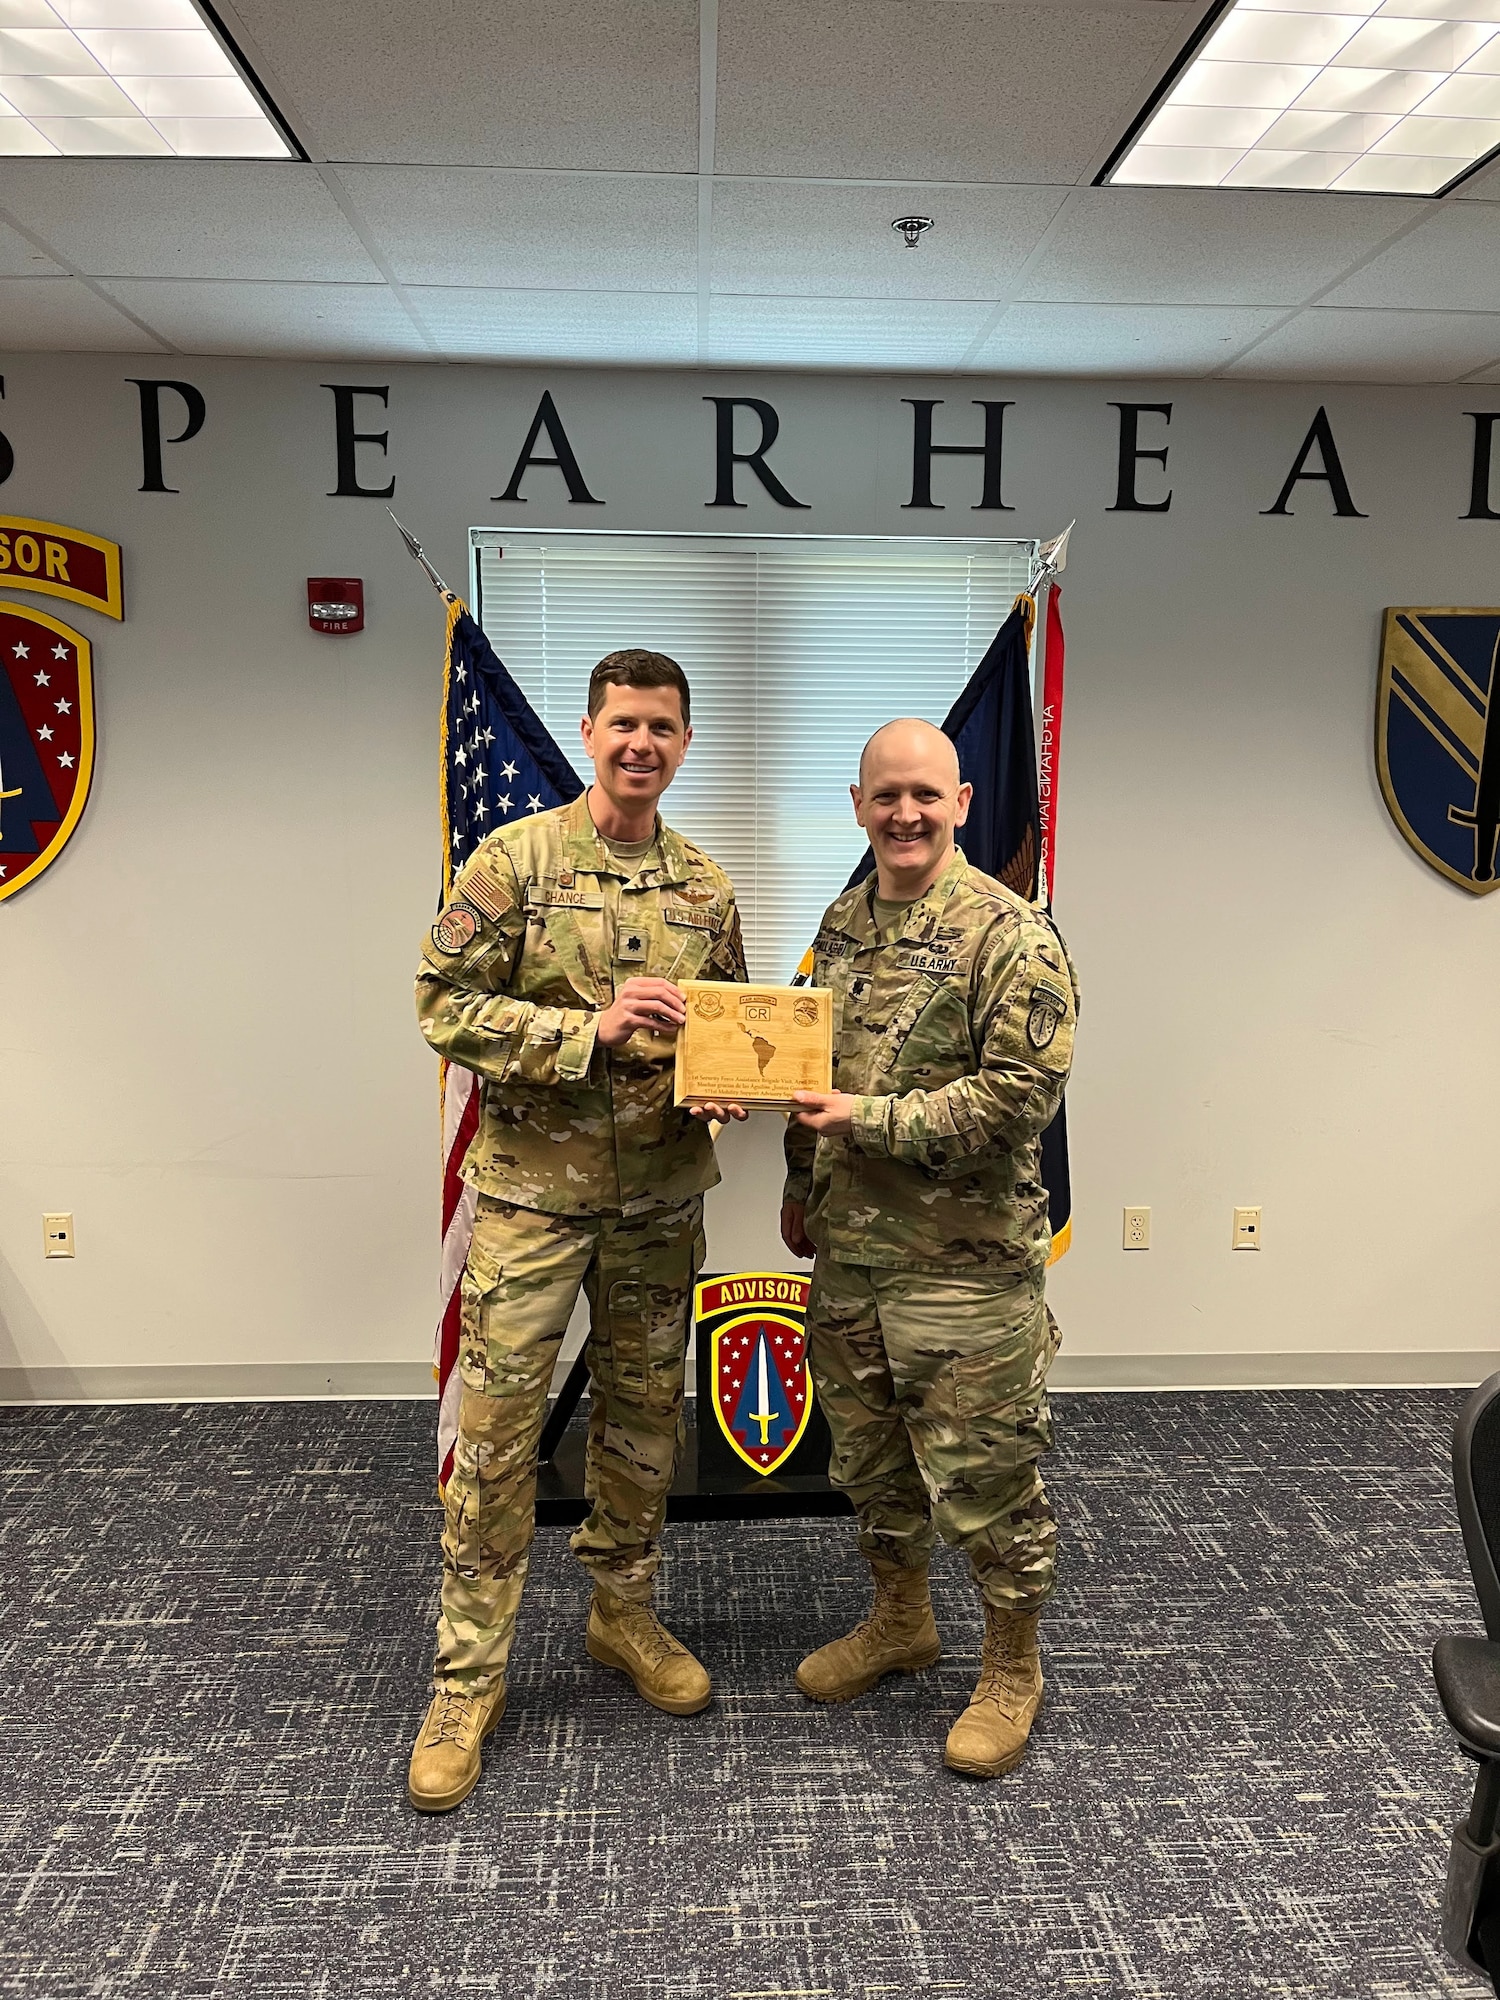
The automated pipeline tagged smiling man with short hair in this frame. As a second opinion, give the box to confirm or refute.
[406,647,746,1813]
[783,716,1079,1779]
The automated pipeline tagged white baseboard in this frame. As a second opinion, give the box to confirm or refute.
[0,1351,1494,1405]
[1047,1351,1499,1392]
[0,1362,437,1405]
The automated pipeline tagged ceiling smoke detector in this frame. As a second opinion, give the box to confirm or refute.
[892,215,935,248]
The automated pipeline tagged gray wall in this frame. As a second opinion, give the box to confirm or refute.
[1,354,1496,1398]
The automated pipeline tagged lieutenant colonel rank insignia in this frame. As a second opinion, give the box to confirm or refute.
[695,1272,814,1476]
[1378,608,1500,894]
[0,601,95,903]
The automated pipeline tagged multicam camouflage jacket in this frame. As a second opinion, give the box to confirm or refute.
[417,792,746,1216]
[783,849,1078,1272]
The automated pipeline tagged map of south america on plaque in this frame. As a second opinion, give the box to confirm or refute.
[674,981,833,1108]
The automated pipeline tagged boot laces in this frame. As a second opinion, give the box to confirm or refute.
[974,1614,1037,1712]
[427,1687,484,1749]
[854,1574,920,1647]
[612,1602,678,1669]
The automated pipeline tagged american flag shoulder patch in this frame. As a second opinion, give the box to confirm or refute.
[455,859,512,924]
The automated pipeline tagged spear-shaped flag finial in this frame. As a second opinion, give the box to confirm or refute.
[1033,521,1074,590]
[388,509,454,599]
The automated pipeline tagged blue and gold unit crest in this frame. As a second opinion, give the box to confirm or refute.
[694,1273,825,1479]
[1378,608,1500,895]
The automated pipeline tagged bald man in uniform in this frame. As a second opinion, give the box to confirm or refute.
[782,718,1078,1778]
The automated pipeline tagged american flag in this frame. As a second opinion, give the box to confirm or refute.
[435,592,583,1491]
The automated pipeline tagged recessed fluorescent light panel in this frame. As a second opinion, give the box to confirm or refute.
[1105,0,1500,196]
[0,0,295,157]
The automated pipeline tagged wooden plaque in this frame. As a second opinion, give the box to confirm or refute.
[674,982,833,1109]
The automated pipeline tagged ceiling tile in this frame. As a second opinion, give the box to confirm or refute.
[704,295,994,369]
[1225,306,1500,381]
[0,215,61,277]
[971,301,1285,374]
[0,275,164,350]
[710,181,1067,300]
[0,161,381,280]
[714,0,1190,182]
[410,287,697,363]
[1320,205,1500,312]
[95,279,428,358]
[232,0,698,170]
[336,168,697,293]
[1019,187,1423,306]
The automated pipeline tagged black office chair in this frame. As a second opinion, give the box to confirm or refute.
[1433,1371,1500,1988]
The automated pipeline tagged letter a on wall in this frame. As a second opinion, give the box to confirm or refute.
[0,602,94,902]
[1378,608,1500,894]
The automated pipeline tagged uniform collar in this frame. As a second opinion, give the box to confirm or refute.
[842,848,969,946]
[558,789,693,887]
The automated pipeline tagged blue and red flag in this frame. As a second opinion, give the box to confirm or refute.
[942,590,1072,1260]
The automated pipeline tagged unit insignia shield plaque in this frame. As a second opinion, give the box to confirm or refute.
[0,601,94,903]
[696,1273,815,1476]
[1378,608,1500,894]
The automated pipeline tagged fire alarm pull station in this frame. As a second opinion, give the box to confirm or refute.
[307,577,364,634]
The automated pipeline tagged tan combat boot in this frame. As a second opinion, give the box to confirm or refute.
[585,1589,712,1714]
[943,1603,1043,1778]
[407,1680,508,1812]
[795,1556,942,1702]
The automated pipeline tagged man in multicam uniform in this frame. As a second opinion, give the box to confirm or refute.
[407,648,746,1813]
[782,717,1078,1780]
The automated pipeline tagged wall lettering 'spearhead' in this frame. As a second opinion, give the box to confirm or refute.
[704,396,809,511]
[493,390,602,506]
[1262,406,1367,519]
[1109,403,1172,514]
[324,384,395,499]
[903,400,1013,512]
[129,380,206,495]
[24,376,1498,522]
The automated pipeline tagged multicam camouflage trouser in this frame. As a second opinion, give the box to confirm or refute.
[805,1258,1060,1612]
[435,1192,705,1693]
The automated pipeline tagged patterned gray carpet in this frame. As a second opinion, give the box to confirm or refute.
[0,1390,1484,1999]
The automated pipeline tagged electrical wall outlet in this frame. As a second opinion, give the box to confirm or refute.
[1122,1205,1151,1250]
[1232,1206,1262,1251]
[43,1212,74,1258]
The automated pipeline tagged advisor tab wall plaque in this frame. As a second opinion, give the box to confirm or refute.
[0,516,122,622]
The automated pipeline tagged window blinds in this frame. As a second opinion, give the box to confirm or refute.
[470,531,1036,982]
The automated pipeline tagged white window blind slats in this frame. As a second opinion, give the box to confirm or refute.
[471,533,1035,981]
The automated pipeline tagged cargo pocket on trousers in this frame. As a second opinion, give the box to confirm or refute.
[446,1484,481,1583]
[606,1280,649,1400]
[953,1357,1054,1481]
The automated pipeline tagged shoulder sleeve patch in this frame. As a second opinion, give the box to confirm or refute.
[1025,977,1070,1049]
[432,905,479,955]
[454,853,514,924]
